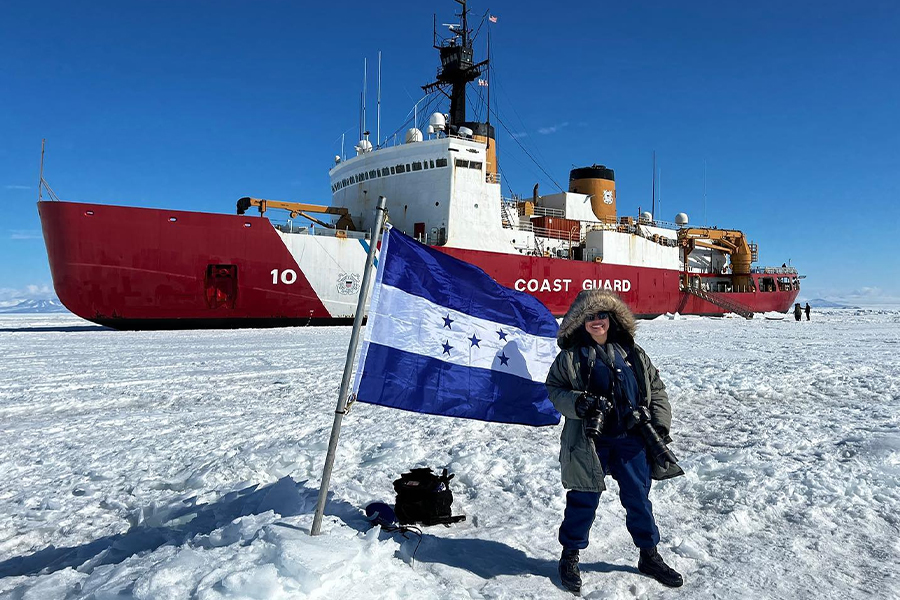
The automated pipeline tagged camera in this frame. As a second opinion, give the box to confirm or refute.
[624,406,679,468]
[583,395,613,438]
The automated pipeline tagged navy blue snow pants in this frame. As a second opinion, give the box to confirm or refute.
[558,434,660,550]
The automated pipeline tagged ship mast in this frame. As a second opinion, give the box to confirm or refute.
[422,0,487,127]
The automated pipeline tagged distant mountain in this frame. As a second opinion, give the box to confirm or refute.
[0,299,70,314]
[806,298,858,309]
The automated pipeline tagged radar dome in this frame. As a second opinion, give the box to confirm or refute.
[405,128,423,143]
[355,139,373,155]
[675,212,689,226]
[640,211,652,223]
[429,112,446,131]
[458,126,473,138]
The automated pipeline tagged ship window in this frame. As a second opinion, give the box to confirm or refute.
[430,160,435,168]
[406,164,411,171]
[391,166,396,174]
[369,170,376,178]
[436,158,448,167]
[423,161,429,169]
[412,161,422,171]
[469,161,483,170]
[456,159,469,168]
[396,164,405,173]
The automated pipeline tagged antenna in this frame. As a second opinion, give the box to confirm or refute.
[39,139,45,202]
[377,51,382,147]
[651,150,656,220]
[362,57,368,140]
[486,14,491,128]
[653,167,662,221]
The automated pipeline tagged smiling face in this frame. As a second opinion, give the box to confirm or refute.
[584,312,610,345]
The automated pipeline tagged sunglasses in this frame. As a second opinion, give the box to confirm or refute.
[586,311,610,321]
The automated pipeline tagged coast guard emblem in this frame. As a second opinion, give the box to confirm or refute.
[336,273,361,295]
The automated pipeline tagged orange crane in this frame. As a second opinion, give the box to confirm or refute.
[236,197,356,231]
[677,227,758,289]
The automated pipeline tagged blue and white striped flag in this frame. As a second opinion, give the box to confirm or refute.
[352,228,561,426]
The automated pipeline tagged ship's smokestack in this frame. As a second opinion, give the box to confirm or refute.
[569,164,616,224]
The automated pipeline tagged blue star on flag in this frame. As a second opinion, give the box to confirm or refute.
[442,340,453,356]
[443,314,454,329]
[469,333,481,348]
[497,351,510,366]
[497,329,508,341]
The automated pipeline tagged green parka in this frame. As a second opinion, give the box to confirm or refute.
[545,290,683,492]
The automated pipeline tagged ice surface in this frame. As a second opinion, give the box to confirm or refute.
[0,310,898,599]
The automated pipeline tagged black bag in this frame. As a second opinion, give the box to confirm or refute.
[393,467,465,526]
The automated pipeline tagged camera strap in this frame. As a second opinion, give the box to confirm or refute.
[609,344,641,413]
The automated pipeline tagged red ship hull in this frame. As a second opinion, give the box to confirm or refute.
[39,200,799,329]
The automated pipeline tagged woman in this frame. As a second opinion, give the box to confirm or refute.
[546,290,684,594]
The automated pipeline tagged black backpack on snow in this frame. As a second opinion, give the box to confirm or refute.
[393,467,465,526]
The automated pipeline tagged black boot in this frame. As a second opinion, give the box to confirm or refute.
[558,548,582,595]
[638,547,683,587]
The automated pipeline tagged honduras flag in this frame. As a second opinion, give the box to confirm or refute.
[352,228,561,426]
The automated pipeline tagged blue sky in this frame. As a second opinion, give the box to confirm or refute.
[2,0,898,305]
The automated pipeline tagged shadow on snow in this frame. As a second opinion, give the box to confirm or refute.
[400,532,637,581]
[0,325,110,333]
[0,476,364,579]
[0,477,619,587]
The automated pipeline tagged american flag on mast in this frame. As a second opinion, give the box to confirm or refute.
[489,15,498,23]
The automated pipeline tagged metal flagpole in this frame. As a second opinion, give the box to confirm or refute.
[310,195,388,536]
[39,139,45,202]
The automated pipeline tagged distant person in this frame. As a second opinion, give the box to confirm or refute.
[805,303,811,321]
[794,303,802,321]
[546,290,684,594]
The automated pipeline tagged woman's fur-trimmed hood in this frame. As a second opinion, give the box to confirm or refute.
[557,290,637,349]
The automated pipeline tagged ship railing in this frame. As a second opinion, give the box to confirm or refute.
[531,205,566,218]
[276,222,370,240]
[504,221,534,233]
[751,266,798,275]
[311,227,369,240]
[584,222,620,233]
[500,198,567,219]
[646,219,680,230]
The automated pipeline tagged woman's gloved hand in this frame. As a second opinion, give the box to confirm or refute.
[574,392,600,418]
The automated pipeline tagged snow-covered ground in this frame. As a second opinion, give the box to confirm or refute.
[1,310,898,599]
